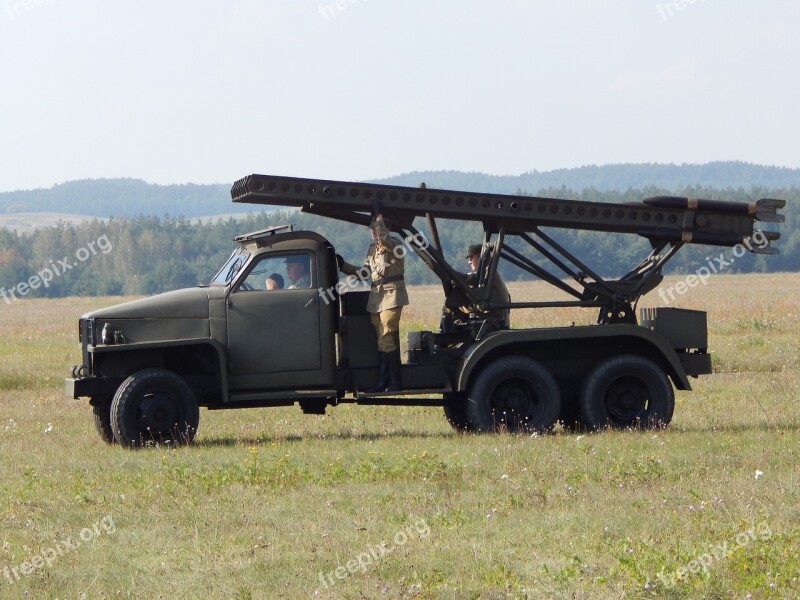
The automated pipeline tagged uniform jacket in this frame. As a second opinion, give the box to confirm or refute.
[459,271,511,328]
[341,237,409,313]
[288,276,309,290]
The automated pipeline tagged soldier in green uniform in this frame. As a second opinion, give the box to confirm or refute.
[338,210,409,392]
[285,256,310,289]
[465,243,511,329]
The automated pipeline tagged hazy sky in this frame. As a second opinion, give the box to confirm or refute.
[1,0,798,192]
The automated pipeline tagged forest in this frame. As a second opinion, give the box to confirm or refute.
[0,183,796,299]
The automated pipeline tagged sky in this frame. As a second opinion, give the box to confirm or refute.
[1,0,799,193]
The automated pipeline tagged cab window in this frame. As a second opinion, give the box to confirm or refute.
[236,253,314,291]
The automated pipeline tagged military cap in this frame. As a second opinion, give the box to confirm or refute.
[465,244,482,258]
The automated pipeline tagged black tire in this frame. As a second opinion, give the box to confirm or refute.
[466,356,561,433]
[579,355,674,430]
[111,368,200,448]
[92,396,116,445]
[443,393,473,432]
[558,392,587,433]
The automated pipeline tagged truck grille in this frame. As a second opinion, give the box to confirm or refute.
[79,318,95,372]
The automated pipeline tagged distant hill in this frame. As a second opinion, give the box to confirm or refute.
[0,212,101,234]
[375,161,800,194]
[1,162,798,219]
[0,179,239,219]
[0,210,278,234]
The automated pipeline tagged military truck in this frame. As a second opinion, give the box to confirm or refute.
[66,174,784,447]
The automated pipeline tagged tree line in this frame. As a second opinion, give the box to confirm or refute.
[0,185,796,300]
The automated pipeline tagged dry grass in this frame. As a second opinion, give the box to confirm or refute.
[0,275,798,599]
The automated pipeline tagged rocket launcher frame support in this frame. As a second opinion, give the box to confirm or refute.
[231,174,784,325]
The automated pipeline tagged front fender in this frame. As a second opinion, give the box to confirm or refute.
[83,338,230,402]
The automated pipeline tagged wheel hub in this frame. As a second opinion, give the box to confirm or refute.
[137,392,179,433]
[491,380,544,427]
[606,378,648,422]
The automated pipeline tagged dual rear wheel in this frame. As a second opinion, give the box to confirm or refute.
[448,354,674,434]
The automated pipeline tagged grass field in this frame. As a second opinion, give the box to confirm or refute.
[0,274,798,599]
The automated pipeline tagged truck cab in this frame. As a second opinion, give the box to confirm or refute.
[68,227,342,444]
[215,228,338,393]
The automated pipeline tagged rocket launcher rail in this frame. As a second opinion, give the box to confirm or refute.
[231,174,784,325]
[231,174,784,253]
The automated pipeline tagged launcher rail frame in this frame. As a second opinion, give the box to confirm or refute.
[230,174,784,325]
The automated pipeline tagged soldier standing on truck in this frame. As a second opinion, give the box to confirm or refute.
[337,205,409,392]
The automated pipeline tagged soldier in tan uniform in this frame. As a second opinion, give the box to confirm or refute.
[338,213,409,392]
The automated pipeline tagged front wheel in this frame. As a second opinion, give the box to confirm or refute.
[579,355,674,430]
[92,396,116,444]
[111,368,200,448]
[466,356,561,433]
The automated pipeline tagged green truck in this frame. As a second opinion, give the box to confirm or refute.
[66,174,784,447]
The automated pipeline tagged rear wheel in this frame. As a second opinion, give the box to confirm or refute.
[466,356,561,433]
[558,392,587,433]
[579,355,674,430]
[111,368,200,448]
[443,393,472,432]
[92,396,116,444]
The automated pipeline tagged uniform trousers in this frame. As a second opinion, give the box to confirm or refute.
[370,307,403,352]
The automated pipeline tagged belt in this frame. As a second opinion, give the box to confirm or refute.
[372,274,404,287]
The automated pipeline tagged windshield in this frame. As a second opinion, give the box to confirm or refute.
[209,248,250,286]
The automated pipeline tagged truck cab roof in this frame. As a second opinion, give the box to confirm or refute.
[233,226,332,250]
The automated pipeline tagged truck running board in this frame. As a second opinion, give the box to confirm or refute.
[227,389,339,405]
[355,391,450,406]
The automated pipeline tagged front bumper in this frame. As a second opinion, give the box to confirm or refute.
[65,377,123,400]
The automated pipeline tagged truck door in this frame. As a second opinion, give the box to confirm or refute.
[226,251,326,390]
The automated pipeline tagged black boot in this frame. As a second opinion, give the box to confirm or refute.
[385,349,402,392]
[365,352,390,393]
